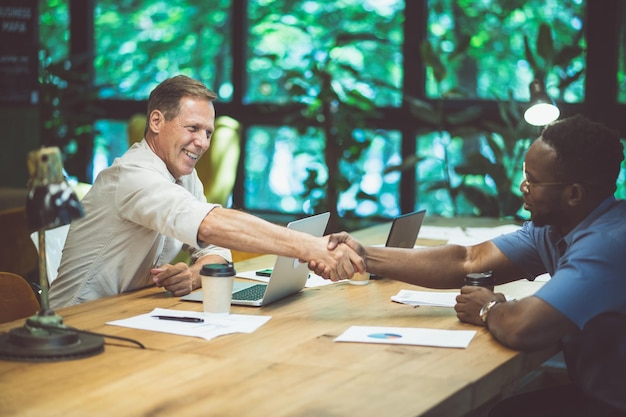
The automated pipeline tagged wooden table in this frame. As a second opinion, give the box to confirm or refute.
[0,221,556,417]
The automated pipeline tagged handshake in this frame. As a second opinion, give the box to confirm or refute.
[307,232,366,281]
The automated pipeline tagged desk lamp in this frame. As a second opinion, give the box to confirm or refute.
[523,79,560,126]
[0,147,104,361]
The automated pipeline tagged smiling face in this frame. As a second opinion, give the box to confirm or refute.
[147,96,215,180]
[520,138,570,227]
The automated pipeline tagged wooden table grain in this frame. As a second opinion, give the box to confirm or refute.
[0,221,556,417]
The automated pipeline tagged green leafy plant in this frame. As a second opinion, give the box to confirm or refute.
[524,22,585,98]
[394,21,585,219]
[456,95,535,218]
[39,49,103,182]
[259,25,395,231]
[397,37,500,217]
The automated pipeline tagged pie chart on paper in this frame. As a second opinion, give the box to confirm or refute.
[367,332,403,340]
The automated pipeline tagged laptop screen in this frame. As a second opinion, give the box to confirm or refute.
[385,210,426,248]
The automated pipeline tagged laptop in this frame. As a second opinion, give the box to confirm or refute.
[181,212,330,307]
[384,209,426,248]
[370,209,426,279]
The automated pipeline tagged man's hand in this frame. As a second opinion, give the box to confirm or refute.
[454,286,506,326]
[309,232,366,280]
[151,262,195,296]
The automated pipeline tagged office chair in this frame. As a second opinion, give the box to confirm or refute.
[0,271,40,324]
[196,115,241,207]
[0,207,38,279]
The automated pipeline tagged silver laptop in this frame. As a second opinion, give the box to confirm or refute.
[385,209,426,248]
[181,212,330,307]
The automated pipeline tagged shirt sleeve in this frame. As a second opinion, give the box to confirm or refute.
[491,221,549,278]
[183,168,232,259]
[114,163,217,248]
[535,229,626,329]
[189,244,233,264]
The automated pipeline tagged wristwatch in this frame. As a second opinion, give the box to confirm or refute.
[479,300,501,323]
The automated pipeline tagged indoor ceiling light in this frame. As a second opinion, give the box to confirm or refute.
[523,79,560,126]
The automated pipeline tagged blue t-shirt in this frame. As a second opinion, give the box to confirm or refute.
[492,196,626,329]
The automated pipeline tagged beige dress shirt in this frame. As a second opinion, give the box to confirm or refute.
[49,140,231,309]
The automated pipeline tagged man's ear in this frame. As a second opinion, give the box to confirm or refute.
[148,110,164,134]
[567,183,585,206]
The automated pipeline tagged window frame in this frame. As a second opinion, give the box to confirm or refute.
[64,0,626,219]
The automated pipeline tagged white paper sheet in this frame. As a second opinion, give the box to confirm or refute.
[418,224,521,246]
[391,289,459,307]
[107,308,271,341]
[334,325,476,348]
[392,289,516,307]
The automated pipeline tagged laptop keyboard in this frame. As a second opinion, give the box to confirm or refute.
[232,284,267,301]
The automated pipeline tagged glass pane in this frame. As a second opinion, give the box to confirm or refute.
[94,0,232,100]
[92,119,131,180]
[244,126,322,213]
[426,0,586,103]
[617,5,626,103]
[415,128,530,219]
[39,0,69,62]
[617,139,626,200]
[342,129,403,218]
[244,126,402,218]
[247,0,404,107]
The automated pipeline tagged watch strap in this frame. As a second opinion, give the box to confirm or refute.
[480,300,500,323]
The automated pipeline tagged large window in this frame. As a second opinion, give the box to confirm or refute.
[246,0,403,106]
[426,1,586,103]
[38,0,626,227]
[244,126,402,217]
[94,0,232,100]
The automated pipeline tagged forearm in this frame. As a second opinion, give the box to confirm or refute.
[364,240,522,289]
[197,207,321,261]
[485,296,577,351]
[365,245,471,288]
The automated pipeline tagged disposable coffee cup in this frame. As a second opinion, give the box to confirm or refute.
[200,263,236,316]
[348,271,370,286]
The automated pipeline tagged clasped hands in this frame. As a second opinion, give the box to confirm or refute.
[309,232,366,281]
[151,262,195,296]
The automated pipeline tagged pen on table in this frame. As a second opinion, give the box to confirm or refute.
[151,315,204,323]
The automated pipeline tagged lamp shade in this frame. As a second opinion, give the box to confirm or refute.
[524,79,560,126]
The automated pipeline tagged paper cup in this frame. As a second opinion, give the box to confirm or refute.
[200,264,236,316]
[348,271,370,285]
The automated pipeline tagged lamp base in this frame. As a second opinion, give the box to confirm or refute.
[0,314,104,362]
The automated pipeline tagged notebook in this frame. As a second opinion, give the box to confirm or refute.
[181,212,330,307]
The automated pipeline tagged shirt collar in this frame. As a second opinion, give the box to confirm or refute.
[552,196,617,247]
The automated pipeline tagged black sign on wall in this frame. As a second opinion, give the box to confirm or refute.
[0,0,38,105]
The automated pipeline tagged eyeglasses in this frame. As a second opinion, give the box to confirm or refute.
[521,177,571,193]
[521,170,571,193]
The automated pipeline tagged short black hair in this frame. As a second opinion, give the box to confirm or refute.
[541,114,624,196]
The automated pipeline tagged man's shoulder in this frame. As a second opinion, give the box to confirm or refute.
[112,146,169,179]
[588,198,626,232]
